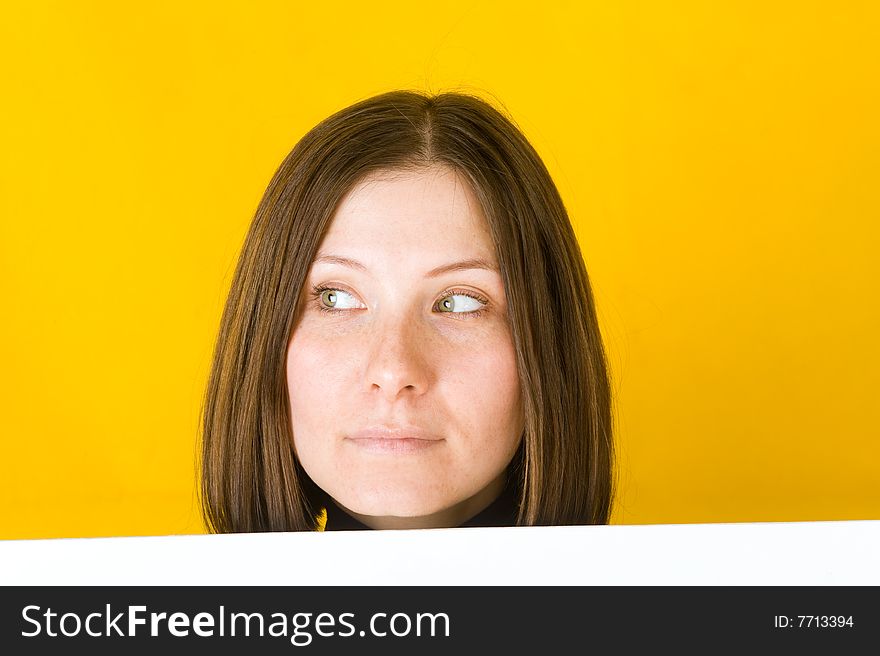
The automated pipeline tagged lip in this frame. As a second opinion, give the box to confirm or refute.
[346,426,444,454]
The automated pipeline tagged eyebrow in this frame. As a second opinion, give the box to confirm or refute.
[312,254,500,278]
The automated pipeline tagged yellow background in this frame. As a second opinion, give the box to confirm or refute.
[2,2,878,539]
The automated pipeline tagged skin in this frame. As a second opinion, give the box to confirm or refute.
[285,164,524,529]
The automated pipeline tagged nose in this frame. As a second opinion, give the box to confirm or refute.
[364,310,431,400]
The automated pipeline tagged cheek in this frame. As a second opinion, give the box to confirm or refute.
[439,330,523,441]
[285,329,349,439]
[446,343,517,397]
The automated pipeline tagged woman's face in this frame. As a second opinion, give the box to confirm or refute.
[286,165,523,529]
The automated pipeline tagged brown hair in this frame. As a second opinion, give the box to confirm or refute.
[200,89,615,532]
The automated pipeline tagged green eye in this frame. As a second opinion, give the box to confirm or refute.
[436,293,484,313]
[315,287,361,311]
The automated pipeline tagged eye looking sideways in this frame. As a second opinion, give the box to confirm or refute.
[310,285,490,319]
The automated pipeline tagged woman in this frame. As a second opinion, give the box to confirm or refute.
[200,90,614,531]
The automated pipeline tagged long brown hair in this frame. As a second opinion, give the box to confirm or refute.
[200,90,615,532]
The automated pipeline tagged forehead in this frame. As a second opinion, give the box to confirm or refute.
[319,166,496,261]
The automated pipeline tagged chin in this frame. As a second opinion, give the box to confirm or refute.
[340,487,447,518]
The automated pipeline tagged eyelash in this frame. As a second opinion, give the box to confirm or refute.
[309,284,489,320]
